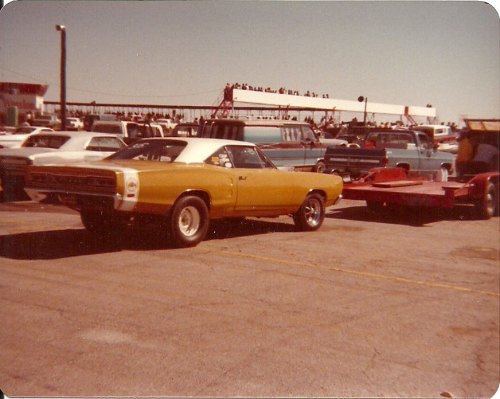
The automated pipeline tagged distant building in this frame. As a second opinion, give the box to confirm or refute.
[0,82,49,124]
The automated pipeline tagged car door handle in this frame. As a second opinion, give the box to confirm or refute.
[239,176,247,181]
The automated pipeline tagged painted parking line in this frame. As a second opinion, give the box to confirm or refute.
[203,247,500,298]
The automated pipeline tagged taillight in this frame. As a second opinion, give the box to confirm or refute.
[382,157,388,166]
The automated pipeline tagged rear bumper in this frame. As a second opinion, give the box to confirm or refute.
[24,188,131,211]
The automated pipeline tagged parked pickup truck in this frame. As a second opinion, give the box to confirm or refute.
[324,129,455,179]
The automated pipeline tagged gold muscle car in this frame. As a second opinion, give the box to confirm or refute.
[25,138,343,247]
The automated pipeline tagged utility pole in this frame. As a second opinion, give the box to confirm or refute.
[56,24,66,130]
[358,96,368,125]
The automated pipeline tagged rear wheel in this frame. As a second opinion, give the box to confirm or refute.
[169,196,209,247]
[293,193,325,231]
[475,181,498,219]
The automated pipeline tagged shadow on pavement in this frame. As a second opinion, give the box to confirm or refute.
[0,229,122,260]
[0,219,296,260]
[327,203,477,227]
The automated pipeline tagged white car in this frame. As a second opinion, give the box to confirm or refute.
[156,118,177,134]
[0,126,55,149]
[0,131,126,200]
[66,117,84,131]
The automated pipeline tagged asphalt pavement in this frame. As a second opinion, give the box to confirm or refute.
[0,198,498,398]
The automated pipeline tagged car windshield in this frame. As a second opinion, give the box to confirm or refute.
[107,139,187,162]
[22,135,70,149]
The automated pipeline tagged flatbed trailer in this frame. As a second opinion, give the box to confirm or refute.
[341,167,499,219]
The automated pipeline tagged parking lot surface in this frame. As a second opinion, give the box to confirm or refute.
[0,198,498,398]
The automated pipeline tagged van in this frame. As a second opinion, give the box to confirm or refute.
[200,118,345,172]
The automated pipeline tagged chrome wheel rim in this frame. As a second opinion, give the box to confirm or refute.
[178,206,201,237]
[304,198,322,227]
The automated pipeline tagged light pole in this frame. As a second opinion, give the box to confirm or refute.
[55,24,66,130]
[358,96,368,125]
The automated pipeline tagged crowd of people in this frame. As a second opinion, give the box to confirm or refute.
[227,82,331,98]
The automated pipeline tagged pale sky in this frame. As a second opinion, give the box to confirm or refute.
[0,1,498,124]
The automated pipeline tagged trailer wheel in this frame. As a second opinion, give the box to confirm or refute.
[475,181,498,219]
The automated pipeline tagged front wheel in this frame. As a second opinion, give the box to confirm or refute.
[293,193,325,231]
[169,196,209,247]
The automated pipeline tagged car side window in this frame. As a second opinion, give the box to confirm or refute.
[302,126,316,141]
[290,127,301,141]
[281,127,290,142]
[205,147,234,168]
[282,127,299,142]
[227,146,270,169]
[383,133,413,149]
